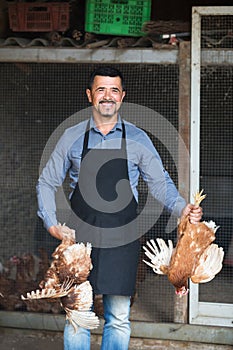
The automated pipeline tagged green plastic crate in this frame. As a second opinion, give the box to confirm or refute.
[85,0,151,37]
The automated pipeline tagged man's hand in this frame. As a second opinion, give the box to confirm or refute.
[181,204,203,224]
[48,224,76,241]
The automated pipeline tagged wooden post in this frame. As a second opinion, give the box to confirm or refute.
[174,41,191,323]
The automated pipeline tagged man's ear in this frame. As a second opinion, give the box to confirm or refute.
[86,89,92,103]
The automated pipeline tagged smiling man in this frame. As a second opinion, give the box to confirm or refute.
[87,74,125,117]
[37,66,202,350]
[86,71,126,135]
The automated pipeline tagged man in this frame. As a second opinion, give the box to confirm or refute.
[37,66,202,350]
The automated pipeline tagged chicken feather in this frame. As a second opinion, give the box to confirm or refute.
[62,281,99,331]
[65,309,100,332]
[143,190,224,296]
[22,278,74,300]
[21,225,99,330]
[191,244,224,283]
[61,281,93,310]
[143,239,173,274]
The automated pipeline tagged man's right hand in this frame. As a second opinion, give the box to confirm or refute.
[48,224,76,241]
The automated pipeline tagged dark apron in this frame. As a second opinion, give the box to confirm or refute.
[70,120,140,296]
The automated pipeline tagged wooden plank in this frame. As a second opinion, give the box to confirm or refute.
[175,40,191,323]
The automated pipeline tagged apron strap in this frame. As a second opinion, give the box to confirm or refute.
[81,119,91,159]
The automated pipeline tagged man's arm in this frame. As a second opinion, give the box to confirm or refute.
[136,130,202,222]
[36,132,72,232]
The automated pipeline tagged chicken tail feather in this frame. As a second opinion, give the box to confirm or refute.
[143,238,173,275]
[65,308,100,331]
[191,244,224,284]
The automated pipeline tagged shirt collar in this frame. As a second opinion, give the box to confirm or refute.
[90,115,123,132]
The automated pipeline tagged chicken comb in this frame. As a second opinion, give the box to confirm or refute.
[193,189,206,206]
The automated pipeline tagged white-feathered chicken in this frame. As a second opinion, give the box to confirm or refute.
[21,224,99,331]
[143,191,224,296]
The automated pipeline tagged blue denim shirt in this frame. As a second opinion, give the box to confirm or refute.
[37,116,186,229]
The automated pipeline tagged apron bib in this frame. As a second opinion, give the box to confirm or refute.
[70,120,140,295]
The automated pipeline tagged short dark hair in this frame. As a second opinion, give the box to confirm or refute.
[88,66,125,91]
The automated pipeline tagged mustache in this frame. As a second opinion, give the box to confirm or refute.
[99,99,116,104]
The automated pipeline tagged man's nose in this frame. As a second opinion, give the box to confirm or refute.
[103,89,112,100]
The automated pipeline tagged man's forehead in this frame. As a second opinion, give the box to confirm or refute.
[93,75,122,86]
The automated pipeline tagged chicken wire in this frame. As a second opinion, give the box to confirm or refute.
[201,15,233,49]
[0,62,179,322]
[198,14,233,305]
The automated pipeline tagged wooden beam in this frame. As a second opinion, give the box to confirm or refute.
[175,40,191,323]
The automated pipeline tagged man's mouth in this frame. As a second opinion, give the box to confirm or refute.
[100,100,116,105]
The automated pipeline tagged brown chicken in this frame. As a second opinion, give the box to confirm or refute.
[35,247,50,283]
[10,254,39,296]
[0,258,25,311]
[143,190,224,296]
[0,251,54,312]
[21,224,99,331]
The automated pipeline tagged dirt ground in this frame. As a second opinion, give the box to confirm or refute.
[0,329,101,350]
[0,328,152,350]
[0,328,155,350]
[0,331,63,350]
[1,328,232,350]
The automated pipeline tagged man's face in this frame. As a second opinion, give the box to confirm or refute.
[86,75,125,118]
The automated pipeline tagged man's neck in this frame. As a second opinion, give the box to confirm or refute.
[93,114,118,135]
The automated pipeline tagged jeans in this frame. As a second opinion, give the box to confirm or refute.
[64,294,131,350]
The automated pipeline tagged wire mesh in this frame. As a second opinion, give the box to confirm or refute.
[201,15,233,49]
[199,15,233,304]
[0,62,179,322]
